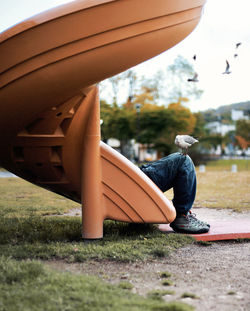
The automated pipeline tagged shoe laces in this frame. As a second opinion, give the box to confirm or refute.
[188,211,209,227]
[188,210,198,220]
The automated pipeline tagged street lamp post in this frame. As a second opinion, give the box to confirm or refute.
[135,103,141,163]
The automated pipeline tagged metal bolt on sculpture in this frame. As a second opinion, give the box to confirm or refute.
[0,0,206,239]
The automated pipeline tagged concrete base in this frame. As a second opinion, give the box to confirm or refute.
[158,219,250,241]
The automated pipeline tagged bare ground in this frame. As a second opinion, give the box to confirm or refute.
[47,208,250,311]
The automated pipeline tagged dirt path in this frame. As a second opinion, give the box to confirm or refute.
[48,208,250,311]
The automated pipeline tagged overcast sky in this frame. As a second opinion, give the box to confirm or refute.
[1,0,250,112]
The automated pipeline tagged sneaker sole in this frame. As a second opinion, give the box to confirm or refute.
[170,226,210,234]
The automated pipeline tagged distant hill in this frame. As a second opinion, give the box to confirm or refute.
[201,101,250,122]
[215,101,250,114]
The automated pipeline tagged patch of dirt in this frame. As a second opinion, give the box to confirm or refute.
[47,208,250,311]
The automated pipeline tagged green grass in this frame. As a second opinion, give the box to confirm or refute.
[0,256,194,311]
[205,159,249,171]
[0,178,79,217]
[0,160,248,311]
[181,293,199,299]
[147,290,175,300]
[166,170,250,212]
[0,216,194,262]
[198,159,250,211]
[159,271,172,279]
[195,240,212,246]
[195,171,250,211]
[0,177,194,263]
[118,281,134,290]
[162,280,174,286]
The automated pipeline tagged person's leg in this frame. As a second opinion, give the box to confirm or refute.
[172,155,196,216]
[140,153,209,233]
[140,152,196,215]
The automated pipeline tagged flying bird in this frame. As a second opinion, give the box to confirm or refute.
[222,60,231,74]
[236,42,242,49]
[187,72,199,82]
[193,54,196,61]
[234,53,238,58]
[175,135,199,155]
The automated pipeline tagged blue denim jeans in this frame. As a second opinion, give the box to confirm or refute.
[140,153,196,215]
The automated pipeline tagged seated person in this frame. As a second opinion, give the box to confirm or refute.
[140,153,210,234]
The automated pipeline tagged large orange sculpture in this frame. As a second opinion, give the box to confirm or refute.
[0,0,206,239]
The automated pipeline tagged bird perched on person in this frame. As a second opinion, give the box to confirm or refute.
[222,60,231,74]
[187,72,199,82]
[175,135,199,155]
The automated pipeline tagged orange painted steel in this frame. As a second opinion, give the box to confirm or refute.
[0,0,206,239]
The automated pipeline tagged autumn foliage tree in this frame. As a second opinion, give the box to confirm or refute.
[101,95,197,157]
[235,135,249,150]
[152,100,196,155]
[234,120,250,151]
[100,55,204,157]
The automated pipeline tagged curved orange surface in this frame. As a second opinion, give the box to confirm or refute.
[0,0,206,238]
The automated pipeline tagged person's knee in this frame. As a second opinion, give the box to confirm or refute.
[170,152,184,162]
[185,154,193,163]
[183,155,195,171]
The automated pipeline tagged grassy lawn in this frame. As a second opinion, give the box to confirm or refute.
[0,179,194,310]
[0,256,194,311]
[195,171,249,211]
[0,178,79,217]
[0,177,195,262]
[166,170,249,212]
[205,159,249,171]
[0,159,249,310]
[0,215,193,262]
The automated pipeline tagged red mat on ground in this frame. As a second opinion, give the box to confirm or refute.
[158,219,250,241]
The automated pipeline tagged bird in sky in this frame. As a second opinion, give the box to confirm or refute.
[236,42,242,49]
[222,60,231,74]
[193,54,196,61]
[175,135,199,155]
[187,72,199,82]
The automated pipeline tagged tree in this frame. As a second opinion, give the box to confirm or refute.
[99,56,205,158]
[164,55,203,102]
[100,101,135,156]
[236,120,250,142]
[100,99,113,142]
[154,100,196,155]
[235,135,249,150]
[191,112,207,138]
[131,98,197,156]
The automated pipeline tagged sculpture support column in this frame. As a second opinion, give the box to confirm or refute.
[81,86,104,239]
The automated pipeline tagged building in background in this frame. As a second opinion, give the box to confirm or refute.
[231,109,249,121]
[205,121,235,136]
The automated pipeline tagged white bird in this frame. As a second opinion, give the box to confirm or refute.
[187,72,199,82]
[222,60,231,74]
[175,135,199,155]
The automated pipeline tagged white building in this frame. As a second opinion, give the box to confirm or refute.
[231,109,249,121]
[205,121,235,136]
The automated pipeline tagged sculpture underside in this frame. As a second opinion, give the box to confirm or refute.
[0,0,206,238]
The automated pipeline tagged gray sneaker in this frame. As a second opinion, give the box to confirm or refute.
[170,213,210,234]
[188,211,210,228]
